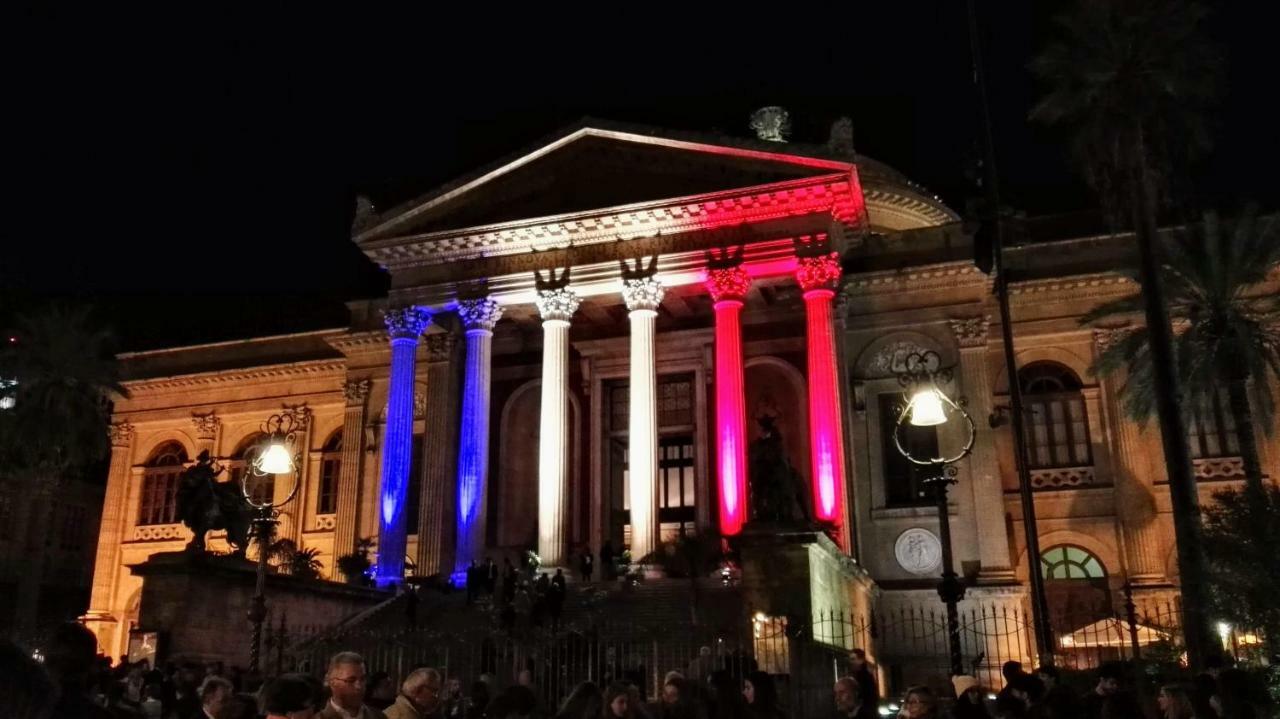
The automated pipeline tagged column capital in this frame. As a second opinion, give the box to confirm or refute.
[457,298,504,332]
[705,266,751,303]
[949,316,991,349]
[109,420,135,447]
[536,287,581,323]
[343,378,372,405]
[794,252,842,293]
[383,306,432,340]
[424,334,459,363]
[190,411,220,441]
[1092,326,1131,353]
[622,276,665,313]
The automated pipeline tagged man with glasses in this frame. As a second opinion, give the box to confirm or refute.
[320,652,386,719]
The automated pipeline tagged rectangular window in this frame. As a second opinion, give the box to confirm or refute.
[1024,395,1091,469]
[138,468,181,525]
[318,455,340,515]
[879,393,939,507]
[1188,390,1239,459]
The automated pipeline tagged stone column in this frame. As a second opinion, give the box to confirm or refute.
[950,317,1016,582]
[333,378,370,564]
[1094,329,1165,582]
[795,251,850,551]
[705,265,751,536]
[83,421,136,653]
[374,306,431,587]
[622,276,664,563]
[535,285,580,568]
[452,299,504,580]
[417,333,462,578]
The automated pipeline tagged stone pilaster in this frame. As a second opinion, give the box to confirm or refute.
[535,286,580,567]
[83,420,136,654]
[417,333,462,578]
[622,276,664,564]
[452,299,503,578]
[1094,329,1165,582]
[950,317,1016,582]
[333,378,371,565]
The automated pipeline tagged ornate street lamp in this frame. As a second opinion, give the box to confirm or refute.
[893,350,976,678]
[239,409,304,674]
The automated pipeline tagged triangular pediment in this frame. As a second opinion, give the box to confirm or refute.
[356,120,856,242]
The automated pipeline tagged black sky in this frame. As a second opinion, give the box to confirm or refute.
[4,4,1276,351]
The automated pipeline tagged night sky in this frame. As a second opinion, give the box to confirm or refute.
[5,4,1276,352]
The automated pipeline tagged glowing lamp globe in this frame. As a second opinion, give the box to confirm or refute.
[257,441,294,475]
[909,389,948,427]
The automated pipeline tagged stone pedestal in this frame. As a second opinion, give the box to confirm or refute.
[128,552,384,666]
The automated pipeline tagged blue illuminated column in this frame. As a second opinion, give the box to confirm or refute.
[535,285,580,567]
[452,298,504,582]
[375,306,431,587]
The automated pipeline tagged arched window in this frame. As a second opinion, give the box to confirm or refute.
[1019,363,1092,469]
[317,431,342,515]
[139,442,187,525]
[1040,545,1106,580]
[228,434,275,506]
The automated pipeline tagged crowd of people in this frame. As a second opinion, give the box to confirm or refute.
[463,557,571,634]
[4,622,1272,719]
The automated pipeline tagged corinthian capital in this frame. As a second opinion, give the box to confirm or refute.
[622,277,664,313]
[949,316,990,349]
[536,288,581,323]
[794,252,842,292]
[383,306,432,340]
[109,420,135,447]
[704,267,751,303]
[424,334,458,363]
[457,298,504,332]
[343,378,372,405]
[1092,327,1131,353]
[191,411,220,440]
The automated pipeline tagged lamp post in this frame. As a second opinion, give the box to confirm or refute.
[893,350,976,678]
[239,409,303,675]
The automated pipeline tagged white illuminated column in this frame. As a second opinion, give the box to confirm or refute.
[453,298,503,581]
[622,276,664,564]
[535,286,580,567]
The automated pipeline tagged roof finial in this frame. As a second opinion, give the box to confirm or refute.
[749,107,791,143]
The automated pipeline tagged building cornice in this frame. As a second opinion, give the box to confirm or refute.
[1008,273,1136,303]
[121,359,348,396]
[842,261,990,297]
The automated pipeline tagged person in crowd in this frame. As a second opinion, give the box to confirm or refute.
[489,684,538,719]
[485,558,499,595]
[602,682,632,719]
[385,667,443,719]
[465,561,480,606]
[467,680,491,719]
[1212,668,1261,719]
[833,676,875,719]
[263,673,323,719]
[848,649,879,711]
[949,675,991,719]
[600,542,616,581]
[1034,666,1078,719]
[685,647,714,684]
[442,677,467,719]
[1156,684,1196,719]
[225,692,262,719]
[580,549,594,582]
[654,675,697,719]
[42,623,115,719]
[743,670,784,719]
[367,671,398,711]
[1081,662,1137,719]
[196,676,234,719]
[141,682,165,719]
[558,681,603,719]
[320,652,386,719]
[898,686,939,719]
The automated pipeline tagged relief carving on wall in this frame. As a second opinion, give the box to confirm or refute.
[864,341,930,378]
[894,528,942,575]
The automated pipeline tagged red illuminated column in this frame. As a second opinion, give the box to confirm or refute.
[795,252,849,548]
[705,266,751,536]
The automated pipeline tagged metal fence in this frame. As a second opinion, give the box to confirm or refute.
[272,593,1262,714]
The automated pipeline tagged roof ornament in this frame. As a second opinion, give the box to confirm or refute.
[351,194,379,235]
[749,107,791,143]
[828,117,855,156]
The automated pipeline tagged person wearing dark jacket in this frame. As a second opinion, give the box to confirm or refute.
[833,676,877,719]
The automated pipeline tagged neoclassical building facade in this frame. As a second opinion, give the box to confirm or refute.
[83,120,1278,660]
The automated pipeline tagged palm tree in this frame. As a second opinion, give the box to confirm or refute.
[269,538,325,580]
[0,305,127,635]
[1085,211,1280,512]
[1031,0,1220,667]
